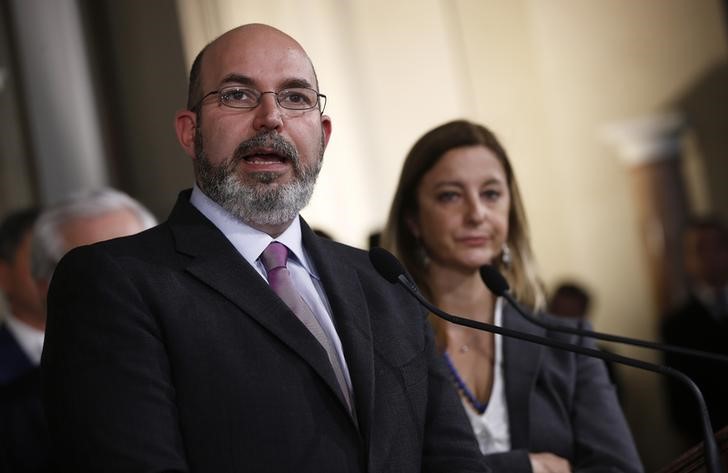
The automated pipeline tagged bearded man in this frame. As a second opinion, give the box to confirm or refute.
[41,24,488,473]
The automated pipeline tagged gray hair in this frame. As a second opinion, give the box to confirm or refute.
[30,188,157,281]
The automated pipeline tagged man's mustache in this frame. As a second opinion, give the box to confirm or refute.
[232,132,299,165]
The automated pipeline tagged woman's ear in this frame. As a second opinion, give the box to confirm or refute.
[406,213,421,239]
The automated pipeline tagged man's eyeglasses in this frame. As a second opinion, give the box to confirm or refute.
[192,86,326,113]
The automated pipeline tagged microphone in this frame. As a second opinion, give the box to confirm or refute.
[479,265,728,364]
[368,247,724,473]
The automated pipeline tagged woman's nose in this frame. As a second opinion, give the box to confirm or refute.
[464,196,486,224]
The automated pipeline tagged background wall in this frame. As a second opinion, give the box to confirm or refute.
[1,0,726,470]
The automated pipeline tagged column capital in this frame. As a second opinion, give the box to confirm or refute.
[601,112,685,167]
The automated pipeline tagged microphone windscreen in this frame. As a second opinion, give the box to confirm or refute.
[369,247,405,283]
[480,265,510,295]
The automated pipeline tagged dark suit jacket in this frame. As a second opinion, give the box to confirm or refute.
[481,306,643,472]
[0,324,53,472]
[41,190,487,473]
[661,294,728,444]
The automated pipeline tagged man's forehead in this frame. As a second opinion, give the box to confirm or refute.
[201,25,317,89]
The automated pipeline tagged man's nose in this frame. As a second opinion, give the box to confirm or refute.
[252,92,283,131]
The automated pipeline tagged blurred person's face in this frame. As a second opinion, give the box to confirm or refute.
[408,145,510,273]
[0,230,44,321]
[174,25,331,234]
[549,293,589,319]
[684,227,728,287]
[34,208,147,305]
[58,208,145,253]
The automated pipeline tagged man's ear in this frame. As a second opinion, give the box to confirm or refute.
[321,114,332,150]
[175,109,198,158]
[35,278,50,308]
[0,262,9,292]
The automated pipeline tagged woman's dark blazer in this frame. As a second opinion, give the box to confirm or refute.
[480,305,643,472]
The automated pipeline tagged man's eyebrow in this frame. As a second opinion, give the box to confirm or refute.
[219,74,255,87]
[218,74,315,90]
[279,78,315,90]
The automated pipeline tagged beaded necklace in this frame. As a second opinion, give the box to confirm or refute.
[443,351,488,414]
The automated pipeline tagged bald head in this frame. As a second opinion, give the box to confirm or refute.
[186,24,318,111]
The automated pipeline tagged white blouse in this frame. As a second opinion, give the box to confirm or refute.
[456,297,511,454]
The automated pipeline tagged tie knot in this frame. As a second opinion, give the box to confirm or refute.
[261,241,289,272]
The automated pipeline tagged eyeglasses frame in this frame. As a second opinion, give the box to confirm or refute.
[191,86,327,114]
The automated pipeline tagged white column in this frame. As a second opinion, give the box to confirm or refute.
[602,112,689,312]
[10,0,109,204]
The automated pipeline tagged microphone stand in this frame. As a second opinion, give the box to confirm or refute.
[391,272,724,473]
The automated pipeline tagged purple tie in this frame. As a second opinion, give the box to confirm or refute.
[260,242,353,412]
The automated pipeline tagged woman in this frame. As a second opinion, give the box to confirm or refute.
[382,120,642,473]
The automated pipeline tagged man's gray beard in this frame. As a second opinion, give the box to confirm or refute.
[194,130,323,227]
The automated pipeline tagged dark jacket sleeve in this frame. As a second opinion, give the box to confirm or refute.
[480,449,533,472]
[41,245,189,472]
[568,324,642,473]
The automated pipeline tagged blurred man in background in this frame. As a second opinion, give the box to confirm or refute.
[661,217,728,445]
[0,188,155,472]
[30,188,157,303]
[0,208,47,472]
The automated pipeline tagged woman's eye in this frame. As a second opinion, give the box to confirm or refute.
[436,192,459,203]
[482,189,501,201]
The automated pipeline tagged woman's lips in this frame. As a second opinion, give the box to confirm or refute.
[458,236,490,246]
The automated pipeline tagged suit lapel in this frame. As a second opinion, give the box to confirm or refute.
[167,194,345,412]
[502,302,545,449]
[302,221,375,438]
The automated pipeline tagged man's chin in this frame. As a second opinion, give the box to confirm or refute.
[242,170,290,186]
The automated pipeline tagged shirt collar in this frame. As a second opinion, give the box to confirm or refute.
[4,313,44,366]
[189,184,315,276]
